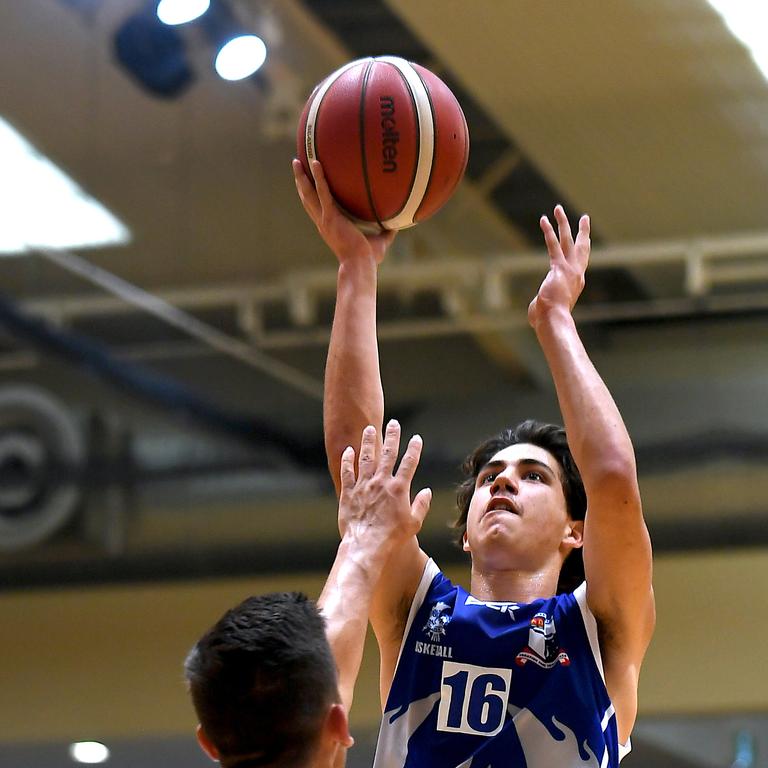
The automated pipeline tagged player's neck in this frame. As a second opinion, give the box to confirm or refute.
[469,563,559,604]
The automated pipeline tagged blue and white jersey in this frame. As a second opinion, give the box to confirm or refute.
[372,560,630,768]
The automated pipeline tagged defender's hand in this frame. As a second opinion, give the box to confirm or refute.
[292,159,396,266]
[528,205,590,329]
[337,420,431,546]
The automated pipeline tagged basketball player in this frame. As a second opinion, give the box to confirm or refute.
[293,158,655,767]
[185,422,432,768]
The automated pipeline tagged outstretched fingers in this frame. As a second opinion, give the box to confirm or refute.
[395,433,423,484]
[357,425,377,479]
[542,205,591,272]
[339,445,356,494]
[311,160,339,219]
[540,214,563,264]
[379,419,401,476]
[410,487,432,528]
[554,204,574,254]
[575,214,591,269]
[292,159,321,223]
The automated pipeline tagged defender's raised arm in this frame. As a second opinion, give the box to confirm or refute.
[319,422,431,712]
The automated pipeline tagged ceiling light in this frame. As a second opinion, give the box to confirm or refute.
[69,742,110,764]
[214,35,267,81]
[706,1,768,81]
[0,116,130,256]
[157,0,210,26]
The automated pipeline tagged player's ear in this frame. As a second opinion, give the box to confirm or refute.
[563,519,584,551]
[462,531,471,553]
[196,724,220,762]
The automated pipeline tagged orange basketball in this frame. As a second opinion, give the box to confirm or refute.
[297,56,469,232]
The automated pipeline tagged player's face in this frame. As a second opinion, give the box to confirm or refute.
[463,443,573,570]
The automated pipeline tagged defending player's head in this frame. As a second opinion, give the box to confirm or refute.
[185,592,349,768]
[454,420,586,593]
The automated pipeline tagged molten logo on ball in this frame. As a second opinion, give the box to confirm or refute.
[380,96,399,173]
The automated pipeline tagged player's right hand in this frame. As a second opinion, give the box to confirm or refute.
[292,159,396,266]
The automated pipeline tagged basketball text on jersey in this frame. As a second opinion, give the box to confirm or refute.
[414,640,454,658]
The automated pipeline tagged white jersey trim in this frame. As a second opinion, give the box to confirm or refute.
[392,557,440,671]
[372,559,441,768]
[573,582,604,680]
[573,582,632,762]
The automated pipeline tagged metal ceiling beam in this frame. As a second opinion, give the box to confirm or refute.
[33,246,323,400]
[14,230,768,324]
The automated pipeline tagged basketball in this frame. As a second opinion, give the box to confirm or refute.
[297,56,469,232]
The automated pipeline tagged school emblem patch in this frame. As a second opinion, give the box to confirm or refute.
[515,612,570,668]
[423,601,452,642]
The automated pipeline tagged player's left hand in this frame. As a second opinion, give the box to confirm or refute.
[528,205,590,329]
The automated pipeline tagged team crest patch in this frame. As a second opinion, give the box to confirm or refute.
[515,612,570,668]
[423,601,452,642]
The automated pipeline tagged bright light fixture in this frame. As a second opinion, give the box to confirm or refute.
[706,1,768,81]
[69,741,110,764]
[0,116,130,256]
[214,35,267,81]
[157,0,210,26]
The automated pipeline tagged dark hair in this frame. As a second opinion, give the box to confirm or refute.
[453,420,586,594]
[185,592,338,768]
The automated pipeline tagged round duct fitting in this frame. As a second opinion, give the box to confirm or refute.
[0,386,85,551]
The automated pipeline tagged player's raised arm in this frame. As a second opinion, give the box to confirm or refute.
[292,159,393,496]
[293,161,429,705]
[318,422,432,713]
[528,206,655,742]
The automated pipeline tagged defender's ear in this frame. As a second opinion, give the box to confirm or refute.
[196,724,220,762]
[462,531,471,553]
[326,702,353,748]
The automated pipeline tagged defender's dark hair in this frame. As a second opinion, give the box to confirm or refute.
[185,592,338,768]
[454,420,586,594]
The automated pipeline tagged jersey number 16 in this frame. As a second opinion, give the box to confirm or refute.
[437,661,512,737]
